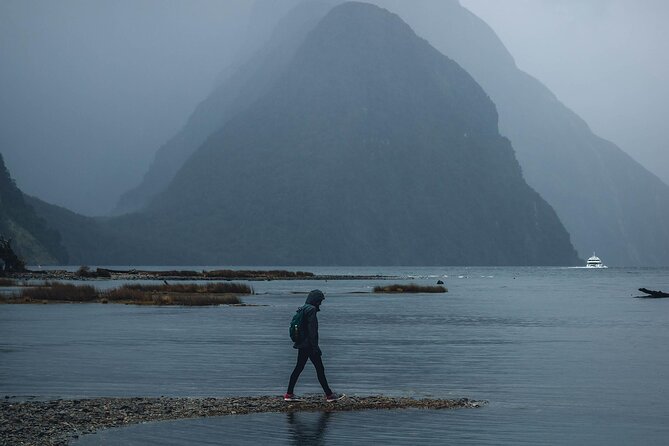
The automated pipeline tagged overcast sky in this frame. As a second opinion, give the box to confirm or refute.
[0,0,252,215]
[1,0,667,215]
[461,0,669,183]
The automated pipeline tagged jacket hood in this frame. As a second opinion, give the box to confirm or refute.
[305,289,325,307]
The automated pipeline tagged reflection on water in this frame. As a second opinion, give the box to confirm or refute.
[287,411,331,446]
[73,404,669,446]
[5,266,669,444]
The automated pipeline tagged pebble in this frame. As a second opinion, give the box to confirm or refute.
[0,395,485,445]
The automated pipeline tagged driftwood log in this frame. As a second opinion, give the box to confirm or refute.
[638,288,669,298]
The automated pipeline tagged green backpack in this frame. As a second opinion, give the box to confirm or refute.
[289,306,307,343]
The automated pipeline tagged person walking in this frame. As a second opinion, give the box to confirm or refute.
[285,289,343,402]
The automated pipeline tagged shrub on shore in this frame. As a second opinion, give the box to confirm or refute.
[373,283,447,293]
[75,266,111,278]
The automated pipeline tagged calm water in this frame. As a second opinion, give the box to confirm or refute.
[2,266,668,445]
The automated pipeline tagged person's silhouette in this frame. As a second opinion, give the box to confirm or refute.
[284,290,343,402]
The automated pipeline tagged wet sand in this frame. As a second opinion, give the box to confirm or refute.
[1,395,484,445]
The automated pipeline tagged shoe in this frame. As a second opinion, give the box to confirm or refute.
[325,393,345,402]
[284,393,302,402]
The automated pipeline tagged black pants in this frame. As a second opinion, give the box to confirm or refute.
[287,348,332,395]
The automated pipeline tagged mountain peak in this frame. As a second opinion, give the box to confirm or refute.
[123,2,579,266]
[296,1,421,79]
[319,1,412,34]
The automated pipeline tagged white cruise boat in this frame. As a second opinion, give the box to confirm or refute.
[586,253,607,268]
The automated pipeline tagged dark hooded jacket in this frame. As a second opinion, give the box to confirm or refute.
[293,290,325,351]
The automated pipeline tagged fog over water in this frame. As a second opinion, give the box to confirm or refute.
[1,0,667,215]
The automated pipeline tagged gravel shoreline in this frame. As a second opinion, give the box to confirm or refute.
[1,395,484,445]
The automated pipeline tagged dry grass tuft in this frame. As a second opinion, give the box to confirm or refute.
[15,282,98,302]
[204,269,313,279]
[103,287,148,303]
[152,270,202,277]
[121,282,252,294]
[156,294,241,306]
[0,278,16,286]
[4,281,245,306]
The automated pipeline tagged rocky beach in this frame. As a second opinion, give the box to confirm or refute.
[1,395,484,445]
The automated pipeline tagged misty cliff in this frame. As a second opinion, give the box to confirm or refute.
[0,153,67,265]
[25,196,194,265]
[114,1,335,215]
[378,0,669,266]
[113,2,579,266]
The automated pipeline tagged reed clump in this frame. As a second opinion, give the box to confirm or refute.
[0,278,16,286]
[157,294,241,306]
[152,270,202,277]
[15,281,98,302]
[203,269,314,279]
[102,287,147,303]
[373,283,447,293]
[121,282,252,294]
[4,281,246,306]
[103,288,241,306]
